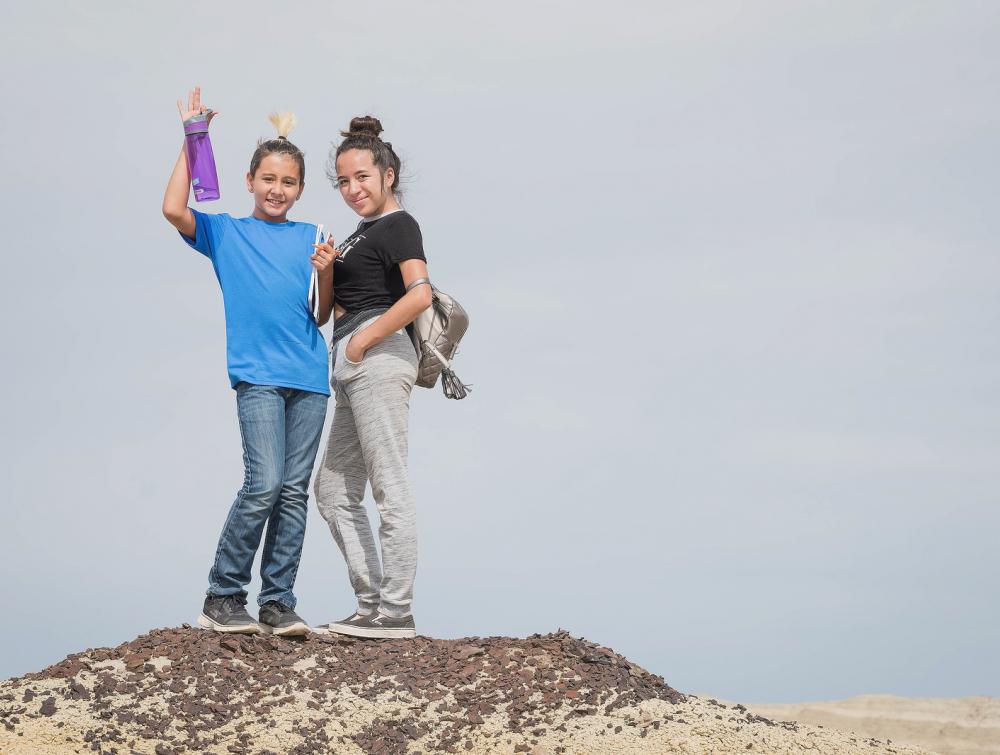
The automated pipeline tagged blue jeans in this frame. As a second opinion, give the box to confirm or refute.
[208,383,328,608]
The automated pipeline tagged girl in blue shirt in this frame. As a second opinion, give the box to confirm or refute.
[162,87,338,636]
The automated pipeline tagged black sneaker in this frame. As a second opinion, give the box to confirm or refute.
[326,611,416,639]
[258,600,309,637]
[197,594,260,634]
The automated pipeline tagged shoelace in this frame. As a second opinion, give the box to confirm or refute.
[222,595,246,613]
[263,600,292,615]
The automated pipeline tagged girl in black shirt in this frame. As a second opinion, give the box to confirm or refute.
[312,117,431,639]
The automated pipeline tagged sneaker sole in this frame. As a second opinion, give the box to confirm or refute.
[197,613,260,634]
[257,620,309,637]
[325,622,416,639]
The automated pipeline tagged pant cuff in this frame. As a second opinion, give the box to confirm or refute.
[378,602,411,619]
[258,593,296,609]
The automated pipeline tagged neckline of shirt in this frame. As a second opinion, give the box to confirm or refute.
[245,215,295,226]
[362,208,405,225]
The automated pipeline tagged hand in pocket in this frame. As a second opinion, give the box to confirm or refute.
[345,330,369,364]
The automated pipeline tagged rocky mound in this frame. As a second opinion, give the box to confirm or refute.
[0,627,930,754]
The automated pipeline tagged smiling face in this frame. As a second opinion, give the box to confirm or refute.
[246,153,304,222]
[335,148,397,218]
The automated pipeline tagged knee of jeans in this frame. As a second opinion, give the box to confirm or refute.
[246,473,282,505]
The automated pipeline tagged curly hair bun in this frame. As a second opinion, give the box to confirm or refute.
[342,115,383,139]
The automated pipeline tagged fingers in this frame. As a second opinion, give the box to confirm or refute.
[193,85,201,112]
[177,99,185,119]
[310,244,339,273]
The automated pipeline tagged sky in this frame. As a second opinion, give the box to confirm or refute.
[1,0,998,703]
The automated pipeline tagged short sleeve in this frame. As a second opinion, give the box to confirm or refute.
[381,213,426,266]
[180,209,229,258]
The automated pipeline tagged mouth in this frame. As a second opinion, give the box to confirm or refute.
[265,198,284,209]
[351,196,367,207]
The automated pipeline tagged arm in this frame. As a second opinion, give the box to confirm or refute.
[162,145,196,237]
[345,258,432,362]
[311,236,339,326]
[162,86,216,239]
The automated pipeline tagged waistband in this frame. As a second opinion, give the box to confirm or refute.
[332,307,389,343]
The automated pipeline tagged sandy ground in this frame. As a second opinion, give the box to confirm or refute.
[0,680,936,755]
[746,695,1000,755]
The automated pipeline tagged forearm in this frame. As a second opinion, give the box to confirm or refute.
[162,144,195,236]
[316,272,335,327]
[353,287,432,350]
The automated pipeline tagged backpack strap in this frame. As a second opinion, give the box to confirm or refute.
[405,277,432,292]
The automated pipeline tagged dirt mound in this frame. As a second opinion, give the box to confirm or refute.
[0,627,930,754]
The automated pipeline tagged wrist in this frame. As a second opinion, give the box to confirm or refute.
[357,328,379,350]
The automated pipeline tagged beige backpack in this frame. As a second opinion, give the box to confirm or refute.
[405,278,471,399]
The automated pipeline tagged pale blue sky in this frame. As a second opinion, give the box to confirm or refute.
[1,0,998,703]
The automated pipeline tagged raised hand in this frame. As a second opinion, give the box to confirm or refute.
[176,86,217,125]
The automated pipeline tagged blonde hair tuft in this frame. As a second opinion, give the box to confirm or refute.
[268,112,298,139]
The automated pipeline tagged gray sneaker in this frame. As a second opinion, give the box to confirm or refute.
[317,610,375,634]
[326,611,416,639]
[197,594,260,634]
[258,600,309,637]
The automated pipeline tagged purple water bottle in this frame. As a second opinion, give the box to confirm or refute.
[183,111,220,202]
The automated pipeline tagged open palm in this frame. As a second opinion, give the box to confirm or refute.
[177,86,216,124]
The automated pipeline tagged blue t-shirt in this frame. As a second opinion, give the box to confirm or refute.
[181,210,329,395]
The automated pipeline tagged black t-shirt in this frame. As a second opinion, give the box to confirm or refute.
[333,211,426,313]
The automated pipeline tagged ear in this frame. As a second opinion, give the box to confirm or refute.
[383,167,395,193]
[246,172,254,192]
[296,181,305,200]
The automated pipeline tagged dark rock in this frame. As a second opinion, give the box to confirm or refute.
[8,626,683,753]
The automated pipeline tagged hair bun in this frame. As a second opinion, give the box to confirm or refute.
[342,115,383,139]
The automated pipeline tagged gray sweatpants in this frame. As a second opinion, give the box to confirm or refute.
[314,318,419,618]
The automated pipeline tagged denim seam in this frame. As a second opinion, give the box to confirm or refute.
[210,406,254,593]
